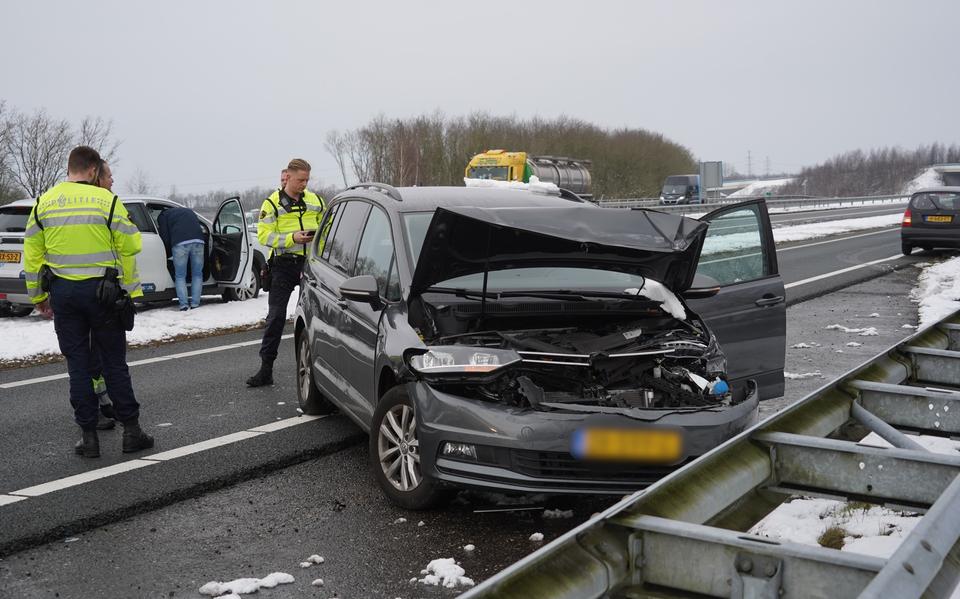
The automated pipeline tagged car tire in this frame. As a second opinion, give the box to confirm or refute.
[295,333,337,415]
[222,261,261,301]
[901,241,913,256]
[370,388,451,510]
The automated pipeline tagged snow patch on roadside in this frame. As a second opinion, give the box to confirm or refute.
[910,255,960,326]
[902,167,943,194]
[417,558,475,588]
[784,371,822,380]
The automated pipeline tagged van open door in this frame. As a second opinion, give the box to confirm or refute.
[211,196,251,287]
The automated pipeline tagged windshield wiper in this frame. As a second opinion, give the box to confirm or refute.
[424,287,657,303]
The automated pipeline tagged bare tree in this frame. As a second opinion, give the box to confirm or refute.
[3,109,72,197]
[77,116,120,165]
[324,130,351,187]
[126,168,155,195]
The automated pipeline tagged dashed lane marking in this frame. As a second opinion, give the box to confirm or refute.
[0,334,295,390]
[3,415,326,504]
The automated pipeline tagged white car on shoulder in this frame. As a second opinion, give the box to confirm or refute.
[0,195,268,316]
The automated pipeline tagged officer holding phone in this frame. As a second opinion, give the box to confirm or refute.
[246,158,325,387]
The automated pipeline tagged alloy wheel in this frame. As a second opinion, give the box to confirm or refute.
[236,265,258,300]
[377,404,421,492]
[298,337,311,402]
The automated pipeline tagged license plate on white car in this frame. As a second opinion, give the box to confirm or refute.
[0,251,21,263]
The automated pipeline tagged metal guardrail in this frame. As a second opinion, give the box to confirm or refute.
[461,311,960,599]
[599,194,911,215]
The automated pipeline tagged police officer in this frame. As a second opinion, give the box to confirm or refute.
[25,146,154,457]
[246,158,325,387]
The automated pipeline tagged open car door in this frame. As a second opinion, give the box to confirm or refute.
[684,199,786,399]
[211,196,251,287]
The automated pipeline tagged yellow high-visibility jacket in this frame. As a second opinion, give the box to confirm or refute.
[24,181,143,304]
[256,189,325,258]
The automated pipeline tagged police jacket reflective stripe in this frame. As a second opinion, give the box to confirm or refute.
[256,189,325,258]
[24,181,143,304]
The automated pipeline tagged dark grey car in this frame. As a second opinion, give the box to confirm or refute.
[900,187,960,255]
[293,184,785,509]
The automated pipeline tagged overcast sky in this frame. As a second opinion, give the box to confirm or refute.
[3,0,958,195]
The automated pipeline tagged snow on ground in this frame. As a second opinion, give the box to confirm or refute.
[199,572,294,596]
[0,292,297,364]
[417,558,475,589]
[826,324,879,336]
[750,433,960,572]
[902,166,944,194]
[783,371,823,380]
[727,178,794,198]
[910,255,960,326]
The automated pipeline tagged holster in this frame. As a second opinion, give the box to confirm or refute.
[96,267,135,331]
[261,257,273,292]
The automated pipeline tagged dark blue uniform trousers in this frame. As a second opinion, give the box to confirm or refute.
[49,278,140,430]
[259,258,303,362]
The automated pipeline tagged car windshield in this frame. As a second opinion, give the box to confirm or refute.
[662,185,688,194]
[0,207,31,232]
[402,212,648,292]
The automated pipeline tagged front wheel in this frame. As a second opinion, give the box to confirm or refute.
[901,241,913,256]
[370,388,451,510]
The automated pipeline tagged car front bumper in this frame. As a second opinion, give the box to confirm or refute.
[409,381,759,495]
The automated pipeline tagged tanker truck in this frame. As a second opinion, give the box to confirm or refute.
[465,149,593,199]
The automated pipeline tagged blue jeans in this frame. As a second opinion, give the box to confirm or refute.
[172,242,204,308]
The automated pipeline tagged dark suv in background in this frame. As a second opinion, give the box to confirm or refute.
[294,183,785,509]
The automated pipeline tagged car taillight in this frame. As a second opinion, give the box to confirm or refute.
[902,209,912,227]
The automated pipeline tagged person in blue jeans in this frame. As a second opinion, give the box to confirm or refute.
[157,207,206,310]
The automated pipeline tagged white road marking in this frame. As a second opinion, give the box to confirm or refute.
[0,333,295,389]
[3,414,328,504]
[12,459,158,497]
[142,431,264,461]
[785,255,903,289]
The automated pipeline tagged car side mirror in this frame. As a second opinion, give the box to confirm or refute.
[340,275,382,309]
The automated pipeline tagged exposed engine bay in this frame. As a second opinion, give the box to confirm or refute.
[409,295,739,411]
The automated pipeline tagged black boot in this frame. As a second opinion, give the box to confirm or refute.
[122,419,155,453]
[245,359,274,387]
[96,412,116,430]
[74,429,100,458]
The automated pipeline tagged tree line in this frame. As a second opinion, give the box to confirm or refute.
[779,143,960,197]
[324,113,698,199]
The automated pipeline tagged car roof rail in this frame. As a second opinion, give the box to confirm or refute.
[344,182,403,202]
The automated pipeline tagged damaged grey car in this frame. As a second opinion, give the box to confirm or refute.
[294,184,785,509]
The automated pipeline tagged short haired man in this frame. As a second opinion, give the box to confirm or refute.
[157,207,206,310]
[25,146,154,457]
[246,159,325,386]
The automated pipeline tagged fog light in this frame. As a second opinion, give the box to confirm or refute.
[441,442,477,460]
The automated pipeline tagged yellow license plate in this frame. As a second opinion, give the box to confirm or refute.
[0,251,21,263]
[927,215,953,223]
[572,428,683,463]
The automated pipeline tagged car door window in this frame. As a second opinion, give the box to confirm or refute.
[326,201,370,274]
[696,204,769,285]
[314,203,341,259]
[123,203,156,233]
[353,206,397,300]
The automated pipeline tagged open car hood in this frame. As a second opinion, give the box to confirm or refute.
[409,205,708,298]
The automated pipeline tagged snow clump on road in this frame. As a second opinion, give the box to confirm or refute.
[529,532,545,541]
[417,558,475,588]
[826,324,878,336]
[543,509,574,519]
[199,572,294,596]
[784,371,822,380]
